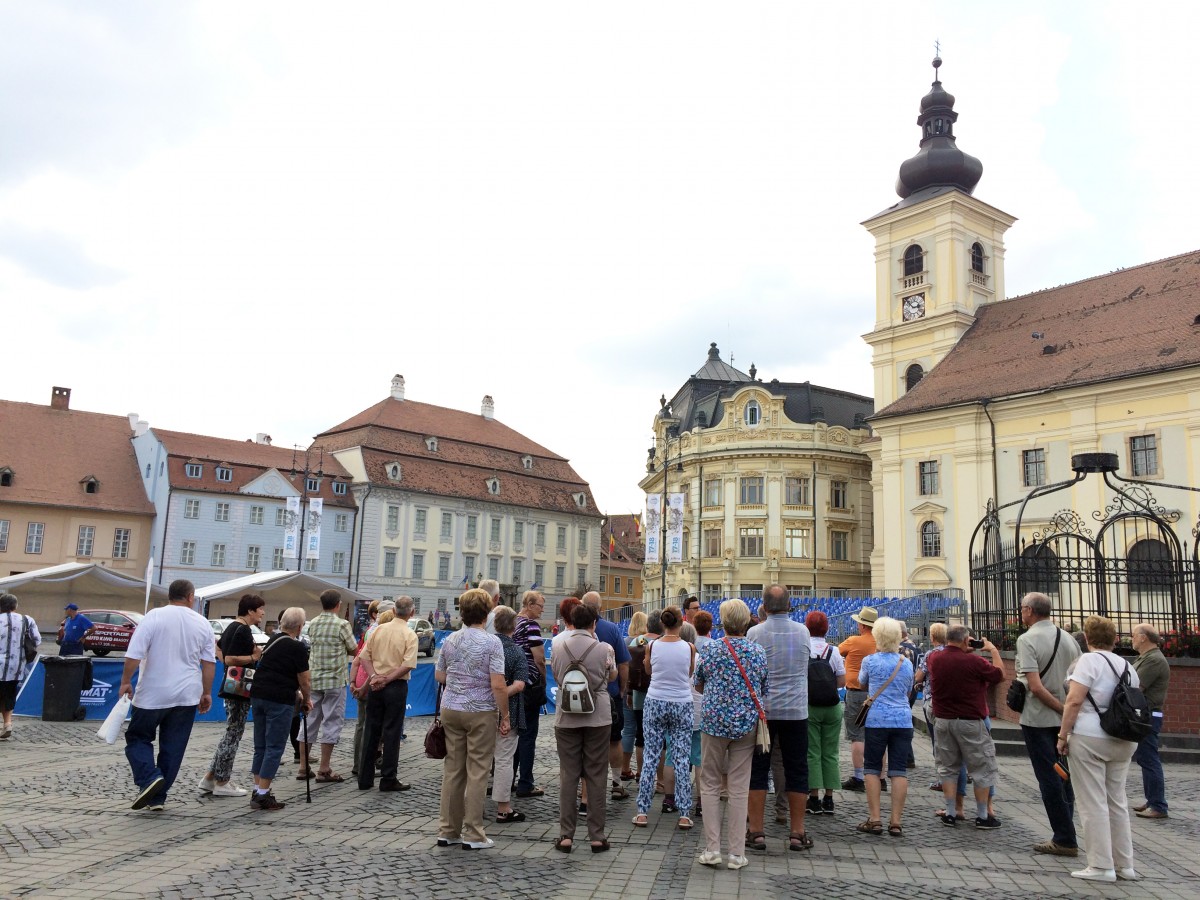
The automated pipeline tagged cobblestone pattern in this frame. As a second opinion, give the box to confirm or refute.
[0,714,1196,899]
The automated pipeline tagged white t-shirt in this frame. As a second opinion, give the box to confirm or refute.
[127,604,216,709]
[1068,650,1141,740]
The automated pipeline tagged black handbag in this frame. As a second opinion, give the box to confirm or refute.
[1007,628,1062,713]
[425,685,447,759]
[21,615,38,664]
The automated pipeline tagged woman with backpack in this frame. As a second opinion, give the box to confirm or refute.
[1056,615,1143,883]
[803,611,845,816]
[1,592,40,740]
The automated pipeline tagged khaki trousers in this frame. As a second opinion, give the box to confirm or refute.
[556,725,610,842]
[1072,733,1136,871]
[438,708,498,843]
[700,729,756,857]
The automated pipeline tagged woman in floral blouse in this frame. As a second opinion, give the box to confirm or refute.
[693,599,768,871]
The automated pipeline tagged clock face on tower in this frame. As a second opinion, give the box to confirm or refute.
[902,293,926,321]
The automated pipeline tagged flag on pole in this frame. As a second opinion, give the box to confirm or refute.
[460,574,470,588]
[608,529,615,554]
[530,581,539,591]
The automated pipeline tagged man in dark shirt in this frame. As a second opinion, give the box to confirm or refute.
[1131,623,1171,819]
[926,625,1004,829]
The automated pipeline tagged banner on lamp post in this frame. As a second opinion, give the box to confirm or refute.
[667,493,685,563]
[283,496,301,559]
[644,495,661,565]
[305,498,323,560]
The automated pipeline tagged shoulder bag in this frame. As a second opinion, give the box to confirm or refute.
[219,624,272,701]
[21,615,39,664]
[854,657,905,728]
[425,684,447,759]
[724,637,771,755]
[1006,627,1062,713]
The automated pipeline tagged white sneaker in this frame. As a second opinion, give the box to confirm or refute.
[697,850,723,867]
[212,782,248,797]
[1071,867,1116,882]
[727,855,749,870]
[462,838,495,850]
[197,776,215,793]
[1117,868,1142,881]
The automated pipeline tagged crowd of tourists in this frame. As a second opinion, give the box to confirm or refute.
[0,578,1171,882]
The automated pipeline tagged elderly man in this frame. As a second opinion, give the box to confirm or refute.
[582,592,632,799]
[358,596,419,792]
[60,603,95,655]
[513,591,548,798]
[481,579,501,633]
[1131,623,1170,819]
[926,625,1004,829]
[1015,592,1081,855]
[746,584,813,852]
[839,606,879,791]
[119,580,215,811]
[300,589,357,782]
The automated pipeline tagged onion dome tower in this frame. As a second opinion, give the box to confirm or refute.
[895,57,983,199]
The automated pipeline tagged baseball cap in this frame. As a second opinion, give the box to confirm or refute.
[65,603,79,611]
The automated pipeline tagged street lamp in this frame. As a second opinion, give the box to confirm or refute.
[288,446,325,572]
[647,422,684,603]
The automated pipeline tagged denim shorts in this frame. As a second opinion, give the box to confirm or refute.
[863,726,914,777]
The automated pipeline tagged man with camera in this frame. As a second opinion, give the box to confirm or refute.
[1014,592,1081,856]
[925,624,1004,829]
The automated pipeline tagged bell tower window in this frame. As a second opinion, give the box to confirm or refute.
[970,242,985,273]
[903,244,924,277]
[905,364,925,392]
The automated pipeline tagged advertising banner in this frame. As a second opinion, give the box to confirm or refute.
[644,495,661,564]
[305,498,323,560]
[667,492,685,563]
[283,496,301,558]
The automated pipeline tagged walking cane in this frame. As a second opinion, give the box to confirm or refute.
[301,708,311,804]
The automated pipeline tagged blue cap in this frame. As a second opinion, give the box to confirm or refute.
[65,603,79,610]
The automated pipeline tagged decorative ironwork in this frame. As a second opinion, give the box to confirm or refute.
[1093,483,1179,523]
[1033,510,1093,542]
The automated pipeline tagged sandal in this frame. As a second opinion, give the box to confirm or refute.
[678,817,694,830]
[296,770,315,780]
[620,770,636,781]
[747,831,767,853]
[495,810,526,823]
[888,823,903,837]
[632,814,649,827]
[590,839,610,853]
[855,820,884,835]
[315,771,344,783]
[554,836,573,853]
[789,832,813,851]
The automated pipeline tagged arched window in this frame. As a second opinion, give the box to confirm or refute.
[1021,544,1060,595]
[920,521,942,557]
[905,364,924,392]
[970,242,985,273]
[903,244,924,277]
[744,400,760,427]
[1128,538,1172,595]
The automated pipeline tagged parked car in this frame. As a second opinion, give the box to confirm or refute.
[55,609,143,657]
[210,618,270,648]
[409,617,436,657]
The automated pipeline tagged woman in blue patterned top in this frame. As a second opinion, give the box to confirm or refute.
[693,599,768,871]
[856,616,914,837]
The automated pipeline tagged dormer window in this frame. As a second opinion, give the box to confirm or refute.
[82,476,99,494]
[486,477,501,495]
[333,481,348,496]
[185,463,203,479]
[521,454,533,470]
[744,400,761,427]
[970,242,986,273]
[573,492,587,509]
[0,467,13,487]
[216,466,233,482]
[903,244,924,277]
[426,437,439,452]
[387,463,402,482]
[306,477,321,492]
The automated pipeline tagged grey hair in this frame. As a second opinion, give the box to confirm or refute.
[478,579,500,599]
[279,607,306,634]
[762,584,790,615]
[492,605,518,635]
[679,622,697,644]
[947,624,970,645]
[394,596,415,618]
[1134,623,1161,646]
[1022,592,1052,618]
[646,610,664,635]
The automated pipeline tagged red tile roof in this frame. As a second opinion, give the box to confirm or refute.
[874,250,1200,419]
[0,401,155,516]
[603,514,645,564]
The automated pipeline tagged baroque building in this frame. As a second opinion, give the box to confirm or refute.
[640,345,873,604]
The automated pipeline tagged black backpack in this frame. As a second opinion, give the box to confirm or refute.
[1086,653,1153,743]
[808,646,840,707]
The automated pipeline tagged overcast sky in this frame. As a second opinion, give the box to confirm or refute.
[3,2,1198,517]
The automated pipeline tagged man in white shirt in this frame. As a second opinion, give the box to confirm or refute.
[119,579,216,811]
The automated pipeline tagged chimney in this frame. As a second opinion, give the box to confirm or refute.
[481,395,495,420]
[255,433,272,445]
[135,421,149,437]
[127,413,139,428]
[390,374,406,401]
[51,386,71,410]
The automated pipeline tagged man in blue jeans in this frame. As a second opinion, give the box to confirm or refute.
[1131,623,1170,819]
[119,580,216,811]
[1015,592,1081,855]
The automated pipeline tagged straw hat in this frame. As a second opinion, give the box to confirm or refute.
[851,606,878,627]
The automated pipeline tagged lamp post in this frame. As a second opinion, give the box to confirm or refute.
[647,421,684,604]
[288,447,325,572]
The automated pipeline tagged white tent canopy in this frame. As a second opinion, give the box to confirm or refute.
[0,563,169,629]
[196,570,371,624]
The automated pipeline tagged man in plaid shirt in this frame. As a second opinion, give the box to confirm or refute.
[300,589,357,781]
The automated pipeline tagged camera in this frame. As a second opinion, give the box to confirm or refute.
[967,637,985,650]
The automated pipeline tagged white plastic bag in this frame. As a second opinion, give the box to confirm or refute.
[96,695,132,744]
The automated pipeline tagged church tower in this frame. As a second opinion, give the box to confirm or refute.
[862,57,1016,412]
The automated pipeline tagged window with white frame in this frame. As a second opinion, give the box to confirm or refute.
[332,551,345,574]
[412,553,425,580]
[77,525,95,557]
[831,480,848,509]
[180,540,196,565]
[215,502,230,522]
[25,522,44,554]
[534,562,544,586]
[704,528,721,557]
[335,513,348,532]
[113,528,130,559]
[0,519,8,552]
[739,477,764,505]
[555,564,565,589]
[467,516,478,541]
[578,529,588,553]
[600,574,607,593]
[438,555,450,581]
[275,508,286,527]
[831,530,849,561]
[415,509,427,535]
[304,557,317,572]
[463,555,477,578]
[216,466,233,482]
[272,548,285,568]
[785,476,811,506]
[744,399,761,427]
[1131,434,1158,476]
[536,524,546,548]
[185,463,202,479]
[577,566,586,585]
[785,527,810,558]
[488,557,500,580]
[512,558,523,584]
[921,521,942,557]
[247,546,261,569]
[184,499,200,519]
[212,543,226,567]
[387,505,400,532]
[1022,449,1046,488]
[627,578,633,595]
[522,455,533,470]
[490,519,502,542]
[333,481,348,495]
[425,436,438,452]
[306,477,320,492]
[441,512,453,539]
[557,525,567,551]
[514,521,524,544]
[739,527,764,557]
[250,505,265,525]
[384,549,397,578]
[704,478,722,507]
[918,461,939,496]
[614,576,622,594]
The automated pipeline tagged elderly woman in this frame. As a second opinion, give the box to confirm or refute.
[1,593,40,740]
[248,607,311,811]
[804,610,845,816]
[435,589,509,850]
[349,598,385,778]
[620,610,649,780]
[200,593,265,797]
[856,616,914,837]
[693,599,767,870]
[1057,615,1142,882]
[491,605,528,823]
[551,603,616,853]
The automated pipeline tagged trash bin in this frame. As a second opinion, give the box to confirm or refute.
[42,656,93,721]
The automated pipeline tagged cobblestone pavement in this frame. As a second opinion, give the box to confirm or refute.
[0,715,1196,899]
